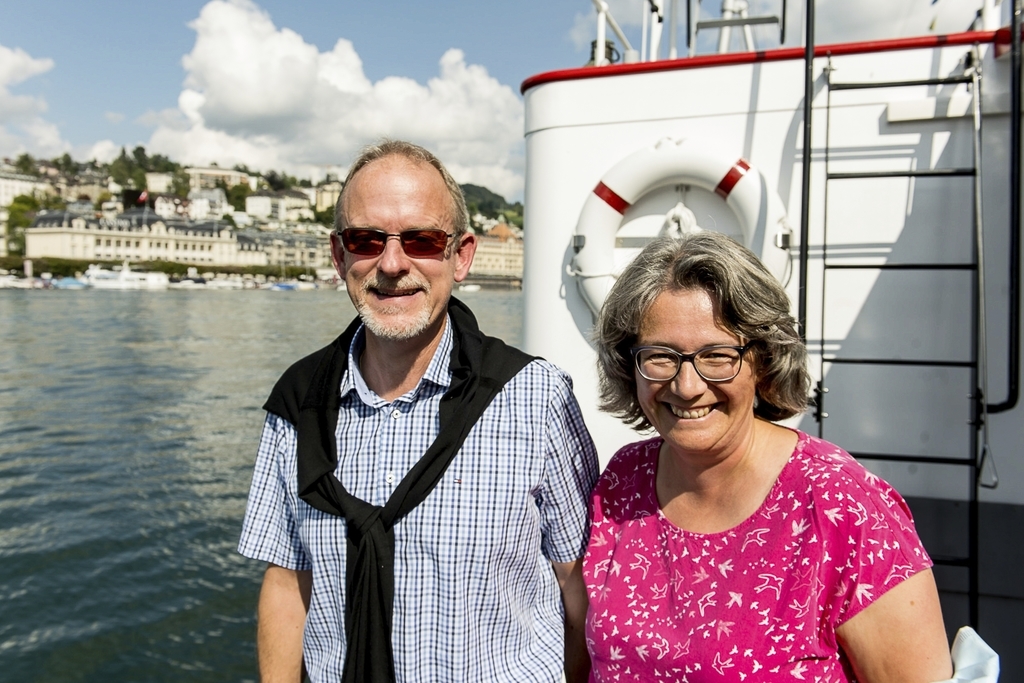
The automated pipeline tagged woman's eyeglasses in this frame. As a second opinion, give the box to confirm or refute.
[339,228,454,257]
[631,343,753,383]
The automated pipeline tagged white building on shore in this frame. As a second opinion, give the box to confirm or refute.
[468,223,523,279]
[25,209,267,267]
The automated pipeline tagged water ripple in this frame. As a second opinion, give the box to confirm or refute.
[0,289,523,680]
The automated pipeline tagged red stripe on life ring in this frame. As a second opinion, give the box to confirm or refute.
[715,159,752,199]
[594,181,631,215]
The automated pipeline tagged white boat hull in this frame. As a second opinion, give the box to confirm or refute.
[523,33,1023,507]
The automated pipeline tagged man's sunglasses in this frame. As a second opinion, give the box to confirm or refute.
[339,228,454,258]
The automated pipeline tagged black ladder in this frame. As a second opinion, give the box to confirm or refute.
[816,54,987,627]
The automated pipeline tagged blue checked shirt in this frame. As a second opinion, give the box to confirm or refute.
[239,317,599,682]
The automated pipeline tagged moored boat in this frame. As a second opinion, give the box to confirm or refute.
[51,277,89,290]
[85,262,170,290]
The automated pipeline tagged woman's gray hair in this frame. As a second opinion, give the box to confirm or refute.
[334,139,469,239]
[596,231,809,430]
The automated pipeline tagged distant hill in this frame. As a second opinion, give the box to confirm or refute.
[461,184,520,217]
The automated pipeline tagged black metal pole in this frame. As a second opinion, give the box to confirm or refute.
[798,0,814,342]
[989,0,1022,413]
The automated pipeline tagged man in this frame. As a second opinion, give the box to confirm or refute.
[238,140,598,683]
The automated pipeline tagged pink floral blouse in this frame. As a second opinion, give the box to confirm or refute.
[583,432,932,682]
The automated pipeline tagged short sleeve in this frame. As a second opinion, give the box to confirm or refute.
[823,455,933,627]
[237,413,312,570]
[537,365,600,563]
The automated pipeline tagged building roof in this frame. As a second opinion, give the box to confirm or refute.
[0,170,49,183]
[486,222,518,241]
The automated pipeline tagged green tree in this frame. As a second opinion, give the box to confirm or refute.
[109,147,133,187]
[263,170,303,192]
[53,152,77,175]
[315,205,336,229]
[226,183,252,212]
[171,171,190,197]
[148,153,180,174]
[94,191,113,210]
[132,145,149,169]
[5,194,40,254]
[461,183,512,219]
[40,194,65,211]
[109,146,146,189]
[14,153,38,176]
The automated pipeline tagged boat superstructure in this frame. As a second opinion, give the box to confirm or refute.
[521,0,1023,672]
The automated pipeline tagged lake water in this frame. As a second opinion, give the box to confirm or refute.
[0,288,523,681]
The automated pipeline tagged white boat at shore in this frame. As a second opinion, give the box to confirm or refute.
[85,262,169,290]
[205,277,244,290]
[0,275,36,289]
[267,280,317,291]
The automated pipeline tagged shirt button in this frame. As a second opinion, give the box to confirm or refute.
[391,409,400,419]
[385,471,395,484]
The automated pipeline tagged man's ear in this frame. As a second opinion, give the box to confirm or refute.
[329,232,347,279]
[452,232,477,283]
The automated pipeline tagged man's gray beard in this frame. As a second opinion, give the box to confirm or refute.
[354,276,433,341]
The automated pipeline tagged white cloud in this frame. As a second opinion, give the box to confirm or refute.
[82,139,121,164]
[0,44,53,88]
[0,42,72,158]
[146,0,525,199]
[104,111,124,124]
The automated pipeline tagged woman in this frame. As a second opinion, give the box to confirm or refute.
[583,232,951,682]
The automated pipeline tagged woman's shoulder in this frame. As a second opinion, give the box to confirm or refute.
[789,431,917,527]
[793,432,887,488]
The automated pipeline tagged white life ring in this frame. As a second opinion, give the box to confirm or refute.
[570,138,792,316]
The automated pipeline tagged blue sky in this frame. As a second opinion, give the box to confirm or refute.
[0,0,985,199]
[0,1,586,153]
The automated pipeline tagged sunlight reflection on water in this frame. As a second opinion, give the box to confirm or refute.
[0,288,522,681]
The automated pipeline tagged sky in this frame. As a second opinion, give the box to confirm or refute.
[0,0,986,200]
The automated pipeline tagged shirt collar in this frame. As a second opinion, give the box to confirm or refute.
[340,314,453,407]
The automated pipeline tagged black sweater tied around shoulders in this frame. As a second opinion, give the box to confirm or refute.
[262,297,533,683]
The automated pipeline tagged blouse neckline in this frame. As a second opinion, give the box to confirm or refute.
[647,429,808,538]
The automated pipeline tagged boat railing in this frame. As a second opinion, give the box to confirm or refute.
[585,0,1011,65]
[590,0,637,65]
[587,0,787,64]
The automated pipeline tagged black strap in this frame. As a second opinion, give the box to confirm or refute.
[264,297,532,683]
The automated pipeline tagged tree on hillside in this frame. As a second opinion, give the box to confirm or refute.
[53,153,77,176]
[93,191,113,210]
[460,184,523,229]
[108,145,186,192]
[219,181,252,212]
[315,205,335,229]
[6,194,40,254]
[14,154,38,177]
[132,145,149,170]
[263,170,300,192]
[170,171,190,197]
[109,147,145,189]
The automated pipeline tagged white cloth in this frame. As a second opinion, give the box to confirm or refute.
[935,627,1000,683]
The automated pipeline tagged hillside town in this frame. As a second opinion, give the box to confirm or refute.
[0,149,524,286]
